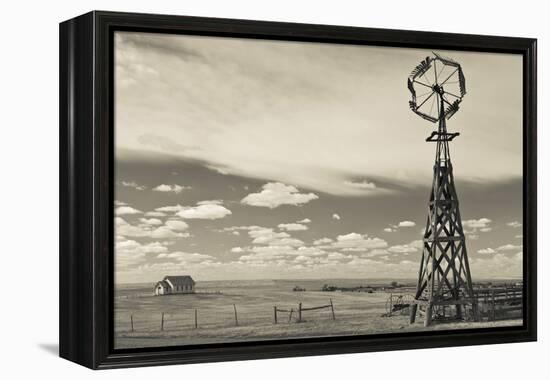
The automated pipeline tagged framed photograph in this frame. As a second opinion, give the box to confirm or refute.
[59,11,537,369]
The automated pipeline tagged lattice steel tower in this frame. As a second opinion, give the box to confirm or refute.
[407,53,479,326]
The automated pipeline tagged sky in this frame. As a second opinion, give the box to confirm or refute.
[114,31,523,284]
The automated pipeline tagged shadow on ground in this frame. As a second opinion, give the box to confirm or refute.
[38,343,58,356]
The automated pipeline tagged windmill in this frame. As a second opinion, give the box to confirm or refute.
[407,52,479,327]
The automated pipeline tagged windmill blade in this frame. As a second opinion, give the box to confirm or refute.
[415,111,438,123]
[407,77,416,99]
[458,69,467,96]
[433,52,460,68]
[409,57,432,79]
[445,99,461,120]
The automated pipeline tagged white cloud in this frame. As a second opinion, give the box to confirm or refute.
[157,251,214,263]
[327,252,353,261]
[278,223,308,231]
[164,220,189,231]
[313,238,333,245]
[383,227,395,232]
[116,217,189,239]
[197,199,224,205]
[463,218,492,229]
[230,247,244,253]
[153,184,190,193]
[332,214,341,220]
[477,244,522,255]
[331,233,388,250]
[238,245,296,263]
[120,181,146,190]
[248,227,304,247]
[139,218,163,226]
[470,253,522,279]
[297,218,311,224]
[388,244,418,254]
[116,238,168,267]
[409,240,424,249]
[398,220,416,227]
[115,217,150,237]
[400,260,415,266]
[363,248,392,258]
[463,218,492,236]
[115,206,143,215]
[116,238,168,255]
[478,248,496,255]
[507,221,522,228]
[155,204,185,213]
[241,182,318,209]
[238,245,326,265]
[150,226,188,239]
[344,180,376,190]
[115,200,128,206]
[295,246,328,257]
[342,247,368,252]
[496,244,523,252]
[177,203,232,219]
[144,211,167,217]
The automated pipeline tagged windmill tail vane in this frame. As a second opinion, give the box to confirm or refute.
[407,52,480,326]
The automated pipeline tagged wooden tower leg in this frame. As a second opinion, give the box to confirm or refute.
[424,304,433,327]
[410,304,418,324]
[472,301,480,322]
[456,304,463,319]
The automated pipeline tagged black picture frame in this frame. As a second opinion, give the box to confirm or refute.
[59,10,537,370]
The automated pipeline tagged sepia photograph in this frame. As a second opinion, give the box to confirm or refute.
[113,31,524,349]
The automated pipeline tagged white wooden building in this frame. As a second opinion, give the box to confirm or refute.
[154,275,195,296]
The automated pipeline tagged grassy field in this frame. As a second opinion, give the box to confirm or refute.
[115,279,522,349]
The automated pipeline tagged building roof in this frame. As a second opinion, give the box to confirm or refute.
[155,280,169,288]
[164,275,195,286]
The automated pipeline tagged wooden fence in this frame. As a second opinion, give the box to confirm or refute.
[273,299,335,324]
[474,286,523,321]
[383,285,523,321]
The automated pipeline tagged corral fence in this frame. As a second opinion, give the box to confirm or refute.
[474,286,523,321]
[273,299,336,324]
[383,284,523,321]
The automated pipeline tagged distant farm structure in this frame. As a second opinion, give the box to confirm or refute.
[154,275,195,296]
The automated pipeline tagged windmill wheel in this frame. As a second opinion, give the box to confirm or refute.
[408,52,466,123]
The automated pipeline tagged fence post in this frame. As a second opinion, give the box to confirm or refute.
[161,312,164,331]
[273,306,278,324]
[288,308,294,322]
[130,314,134,332]
[330,299,336,320]
[194,308,198,328]
[233,304,239,326]
[389,293,393,316]
[298,302,302,322]
[491,290,496,321]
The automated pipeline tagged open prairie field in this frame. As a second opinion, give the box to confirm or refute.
[115,279,522,349]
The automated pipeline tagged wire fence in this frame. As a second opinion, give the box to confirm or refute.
[117,286,523,334]
[118,299,344,333]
